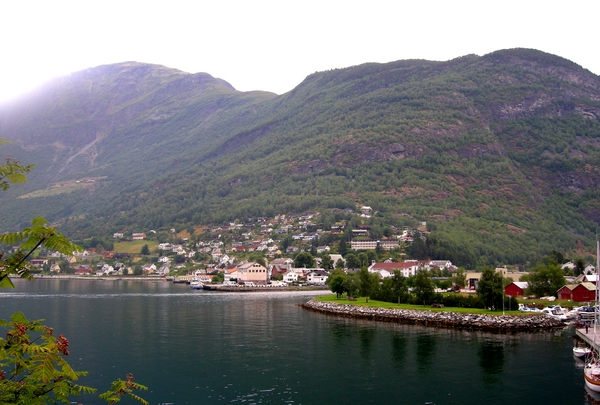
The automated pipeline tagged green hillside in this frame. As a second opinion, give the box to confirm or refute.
[1,49,599,267]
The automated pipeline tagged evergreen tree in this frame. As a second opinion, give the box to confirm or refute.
[413,269,435,305]
[338,238,348,256]
[477,267,503,310]
[409,232,428,260]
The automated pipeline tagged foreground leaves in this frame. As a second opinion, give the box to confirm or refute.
[0,312,96,404]
[99,373,149,405]
[0,217,81,288]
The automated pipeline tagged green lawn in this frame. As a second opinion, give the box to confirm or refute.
[315,295,526,316]
[114,240,158,254]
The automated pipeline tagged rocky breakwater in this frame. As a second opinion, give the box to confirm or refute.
[301,300,566,332]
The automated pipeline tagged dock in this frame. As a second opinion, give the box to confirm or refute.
[576,327,600,351]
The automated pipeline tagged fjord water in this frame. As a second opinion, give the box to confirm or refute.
[0,279,594,405]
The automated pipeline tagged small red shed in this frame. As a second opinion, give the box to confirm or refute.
[557,284,576,301]
[504,282,528,297]
[571,282,597,302]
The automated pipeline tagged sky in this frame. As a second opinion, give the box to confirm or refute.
[1,0,599,102]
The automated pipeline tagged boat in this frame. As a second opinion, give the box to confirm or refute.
[575,345,593,358]
[518,303,542,312]
[190,278,203,289]
[541,305,568,321]
[583,240,600,392]
[585,356,600,392]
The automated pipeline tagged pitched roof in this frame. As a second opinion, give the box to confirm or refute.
[371,262,420,270]
[574,282,597,291]
[510,282,528,290]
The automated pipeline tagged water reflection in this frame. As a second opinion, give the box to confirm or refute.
[0,280,588,405]
[358,326,376,359]
[391,334,407,371]
[585,385,600,405]
[416,333,437,373]
[478,340,505,384]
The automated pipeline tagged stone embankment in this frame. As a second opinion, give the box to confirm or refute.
[301,300,566,332]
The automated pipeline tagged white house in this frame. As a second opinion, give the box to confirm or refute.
[306,270,328,285]
[283,270,299,283]
[367,261,423,278]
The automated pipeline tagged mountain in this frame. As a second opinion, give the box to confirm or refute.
[1,49,599,268]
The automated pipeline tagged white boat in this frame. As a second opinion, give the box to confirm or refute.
[575,345,592,358]
[585,357,600,392]
[518,303,542,312]
[583,240,600,391]
[541,305,568,321]
[190,279,203,289]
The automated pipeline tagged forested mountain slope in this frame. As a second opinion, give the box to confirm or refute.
[1,49,599,267]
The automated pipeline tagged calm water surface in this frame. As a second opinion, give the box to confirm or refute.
[0,279,596,405]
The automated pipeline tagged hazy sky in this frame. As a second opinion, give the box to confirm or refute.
[1,0,599,102]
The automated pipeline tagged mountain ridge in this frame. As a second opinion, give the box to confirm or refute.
[1,48,599,267]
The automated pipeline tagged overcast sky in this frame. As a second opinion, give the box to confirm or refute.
[1,0,599,102]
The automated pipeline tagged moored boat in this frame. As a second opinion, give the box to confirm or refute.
[190,279,203,289]
[575,344,593,358]
[583,240,600,391]
[585,359,600,392]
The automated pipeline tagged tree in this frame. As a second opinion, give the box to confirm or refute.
[343,273,360,298]
[326,269,347,298]
[520,259,566,298]
[357,252,369,268]
[390,271,408,303]
[453,267,467,288]
[141,244,150,255]
[133,265,143,276]
[0,217,79,288]
[409,232,428,260]
[574,257,586,276]
[357,267,379,302]
[0,312,96,404]
[413,269,435,305]
[345,253,361,269]
[338,238,348,256]
[294,252,315,268]
[0,140,33,191]
[321,253,333,270]
[477,267,503,310]
[99,373,148,405]
[549,249,565,265]
[376,271,408,304]
[0,144,148,404]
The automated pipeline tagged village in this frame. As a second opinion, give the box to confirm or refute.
[20,206,599,302]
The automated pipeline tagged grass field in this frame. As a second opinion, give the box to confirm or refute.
[315,294,526,316]
[114,240,158,254]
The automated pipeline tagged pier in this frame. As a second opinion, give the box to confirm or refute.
[576,327,600,351]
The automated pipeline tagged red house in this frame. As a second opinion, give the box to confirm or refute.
[570,282,597,302]
[74,265,93,275]
[557,284,576,301]
[504,282,528,297]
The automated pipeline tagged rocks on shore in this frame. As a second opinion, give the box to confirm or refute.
[301,299,566,332]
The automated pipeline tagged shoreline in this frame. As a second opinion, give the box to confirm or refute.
[301,299,567,332]
[17,275,330,292]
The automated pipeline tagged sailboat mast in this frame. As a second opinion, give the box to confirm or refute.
[596,239,600,332]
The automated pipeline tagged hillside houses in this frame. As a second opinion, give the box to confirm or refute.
[368,261,426,278]
[22,208,491,289]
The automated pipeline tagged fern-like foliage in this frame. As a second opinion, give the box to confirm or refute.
[0,139,34,191]
[0,312,96,405]
[0,217,82,288]
[99,373,149,405]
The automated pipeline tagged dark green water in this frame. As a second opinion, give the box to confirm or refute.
[0,279,596,404]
